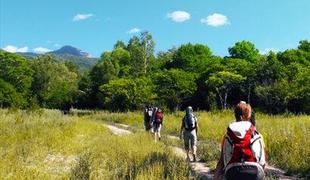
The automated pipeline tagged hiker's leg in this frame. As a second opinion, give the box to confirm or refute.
[154,132,158,142]
[186,150,190,161]
[183,131,191,161]
[158,124,161,140]
[191,131,198,161]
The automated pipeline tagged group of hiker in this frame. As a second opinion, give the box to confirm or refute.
[143,101,266,180]
[143,105,164,141]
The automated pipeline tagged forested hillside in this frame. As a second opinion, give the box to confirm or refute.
[0,32,309,114]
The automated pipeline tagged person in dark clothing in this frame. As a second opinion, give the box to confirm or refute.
[143,105,153,131]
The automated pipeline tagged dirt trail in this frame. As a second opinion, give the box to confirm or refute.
[105,124,132,136]
[104,123,299,180]
[104,123,213,179]
[172,146,213,179]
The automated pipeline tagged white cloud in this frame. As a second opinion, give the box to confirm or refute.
[33,47,52,54]
[73,13,94,21]
[201,13,230,27]
[167,11,191,22]
[2,45,28,53]
[128,27,141,34]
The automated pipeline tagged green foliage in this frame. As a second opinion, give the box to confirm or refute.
[255,82,288,113]
[206,71,246,109]
[114,40,126,49]
[286,67,310,113]
[0,51,33,105]
[0,79,25,108]
[169,43,212,73]
[255,52,284,85]
[127,31,155,76]
[154,69,197,111]
[31,55,79,109]
[228,40,260,61]
[277,49,310,65]
[298,40,310,52]
[100,77,155,111]
[111,47,131,77]
[1,35,309,113]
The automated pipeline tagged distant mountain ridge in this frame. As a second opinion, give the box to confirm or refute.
[50,45,91,58]
[15,45,99,70]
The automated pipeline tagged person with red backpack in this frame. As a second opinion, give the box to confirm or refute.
[151,107,163,141]
[214,102,266,180]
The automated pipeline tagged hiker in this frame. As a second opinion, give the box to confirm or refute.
[214,102,266,180]
[143,105,153,131]
[151,107,163,141]
[180,106,198,162]
[239,101,256,126]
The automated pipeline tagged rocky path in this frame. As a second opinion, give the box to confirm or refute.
[104,123,300,180]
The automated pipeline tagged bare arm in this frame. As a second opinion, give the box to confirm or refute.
[195,120,198,137]
[180,118,184,137]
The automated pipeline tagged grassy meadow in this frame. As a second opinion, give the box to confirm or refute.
[1,109,309,179]
[89,110,310,177]
[0,109,189,180]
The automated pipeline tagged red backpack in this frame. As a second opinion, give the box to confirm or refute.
[155,110,163,124]
[226,124,256,164]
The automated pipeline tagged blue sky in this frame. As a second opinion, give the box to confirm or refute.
[1,0,310,57]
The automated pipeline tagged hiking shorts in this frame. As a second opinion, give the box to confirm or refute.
[152,123,162,133]
[183,129,197,151]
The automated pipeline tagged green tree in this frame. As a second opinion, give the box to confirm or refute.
[169,43,212,73]
[255,82,288,113]
[127,32,155,76]
[255,52,284,85]
[140,31,155,74]
[277,49,309,65]
[223,58,255,103]
[111,47,131,77]
[0,51,33,105]
[31,55,79,109]
[0,79,24,108]
[206,71,246,109]
[194,56,223,110]
[87,52,119,108]
[100,77,154,111]
[298,40,310,52]
[114,40,126,49]
[127,36,144,76]
[153,69,197,111]
[228,40,259,62]
[286,66,310,113]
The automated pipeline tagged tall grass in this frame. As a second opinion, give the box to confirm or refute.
[0,109,189,179]
[90,110,310,176]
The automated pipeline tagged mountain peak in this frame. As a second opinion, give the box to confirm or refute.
[51,45,90,57]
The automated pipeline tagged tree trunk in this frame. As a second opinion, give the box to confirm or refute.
[215,88,224,109]
[143,43,148,75]
[247,84,251,104]
[224,91,228,109]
